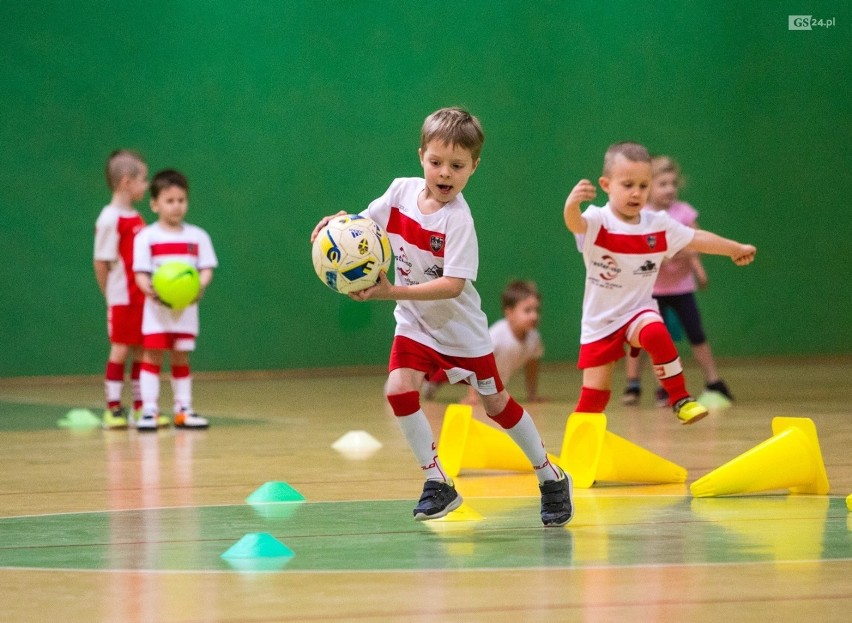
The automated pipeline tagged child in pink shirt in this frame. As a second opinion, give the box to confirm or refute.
[623,156,734,407]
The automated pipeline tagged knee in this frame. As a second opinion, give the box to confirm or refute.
[482,390,509,418]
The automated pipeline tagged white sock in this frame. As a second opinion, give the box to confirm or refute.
[505,411,562,484]
[396,409,448,481]
[139,368,160,413]
[171,375,192,413]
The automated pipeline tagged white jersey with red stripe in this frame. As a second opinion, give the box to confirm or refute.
[490,318,544,384]
[576,203,695,343]
[362,177,492,357]
[133,222,218,337]
[93,204,145,306]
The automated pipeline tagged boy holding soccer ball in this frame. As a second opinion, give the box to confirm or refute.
[311,107,573,526]
[133,169,217,431]
[94,149,149,430]
[563,142,756,424]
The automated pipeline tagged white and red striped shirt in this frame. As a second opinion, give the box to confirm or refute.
[576,203,695,343]
[93,204,145,306]
[133,222,217,337]
[362,177,492,357]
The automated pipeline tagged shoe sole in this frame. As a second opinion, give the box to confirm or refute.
[174,422,209,429]
[679,410,709,425]
[414,493,463,521]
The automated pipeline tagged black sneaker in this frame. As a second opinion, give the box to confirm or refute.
[413,480,462,520]
[705,380,734,401]
[622,385,641,406]
[540,472,574,527]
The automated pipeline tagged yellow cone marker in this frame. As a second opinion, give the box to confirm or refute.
[690,417,829,498]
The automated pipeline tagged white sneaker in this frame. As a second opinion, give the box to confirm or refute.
[174,409,209,429]
[136,410,159,432]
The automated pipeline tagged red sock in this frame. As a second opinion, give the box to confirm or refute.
[575,386,610,413]
[638,322,688,404]
[387,391,420,417]
[105,361,124,409]
[130,361,142,410]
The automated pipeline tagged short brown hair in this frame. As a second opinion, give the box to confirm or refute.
[149,169,189,199]
[420,107,484,161]
[602,142,651,175]
[105,149,146,190]
[501,280,540,310]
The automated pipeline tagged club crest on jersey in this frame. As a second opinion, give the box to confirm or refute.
[429,235,444,253]
[646,235,657,249]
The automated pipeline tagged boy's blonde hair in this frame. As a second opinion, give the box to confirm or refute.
[105,149,146,191]
[420,107,484,161]
[602,142,651,175]
[651,155,682,180]
[501,280,540,310]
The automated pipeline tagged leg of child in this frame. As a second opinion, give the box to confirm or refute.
[481,390,562,484]
[631,319,689,404]
[138,349,163,430]
[575,363,614,413]
[386,367,448,482]
[104,343,129,411]
[170,350,192,414]
[481,390,573,526]
[386,368,462,520]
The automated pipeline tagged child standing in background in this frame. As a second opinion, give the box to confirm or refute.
[622,156,734,407]
[133,169,217,431]
[423,280,545,404]
[563,142,755,425]
[93,150,148,429]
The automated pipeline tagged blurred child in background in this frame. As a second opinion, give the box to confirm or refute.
[622,156,734,407]
[423,280,545,404]
[93,150,148,429]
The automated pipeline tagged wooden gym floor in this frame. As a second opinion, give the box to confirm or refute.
[0,355,850,622]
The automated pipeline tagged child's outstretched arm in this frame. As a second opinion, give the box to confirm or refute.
[687,231,756,266]
[563,179,597,234]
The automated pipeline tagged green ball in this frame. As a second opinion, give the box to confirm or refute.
[151,261,200,309]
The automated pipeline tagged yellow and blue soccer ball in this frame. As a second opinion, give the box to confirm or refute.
[151,261,200,309]
[312,215,392,294]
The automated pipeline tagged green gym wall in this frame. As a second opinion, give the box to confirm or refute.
[1,1,849,377]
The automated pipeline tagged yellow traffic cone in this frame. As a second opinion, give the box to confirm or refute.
[437,404,560,478]
[559,412,687,488]
[846,493,851,512]
[690,417,830,498]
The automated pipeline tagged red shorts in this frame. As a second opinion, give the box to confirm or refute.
[142,332,197,352]
[578,310,662,369]
[389,335,504,395]
[108,305,143,346]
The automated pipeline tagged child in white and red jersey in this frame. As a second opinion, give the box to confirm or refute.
[623,156,734,408]
[563,142,756,425]
[133,169,217,431]
[93,149,148,429]
[311,108,572,527]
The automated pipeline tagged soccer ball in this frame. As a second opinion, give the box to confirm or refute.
[312,214,392,294]
[151,261,200,309]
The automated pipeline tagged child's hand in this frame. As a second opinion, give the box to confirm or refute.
[310,211,348,243]
[732,244,756,266]
[566,179,598,208]
[349,270,393,301]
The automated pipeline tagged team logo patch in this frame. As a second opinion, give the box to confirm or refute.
[646,235,657,249]
[430,235,444,252]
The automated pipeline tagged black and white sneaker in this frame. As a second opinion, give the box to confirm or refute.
[136,409,159,432]
[413,480,462,520]
[540,471,574,527]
